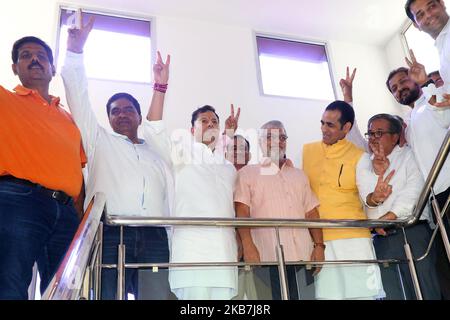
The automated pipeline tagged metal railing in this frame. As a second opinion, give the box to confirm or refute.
[41,129,449,300]
[41,193,106,300]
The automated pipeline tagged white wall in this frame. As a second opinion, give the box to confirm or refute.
[1,0,404,166]
[384,30,418,118]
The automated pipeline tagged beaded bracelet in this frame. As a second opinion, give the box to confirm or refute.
[154,83,168,93]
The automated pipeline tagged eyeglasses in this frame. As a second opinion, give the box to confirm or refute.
[266,134,288,142]
[364,130,394,139]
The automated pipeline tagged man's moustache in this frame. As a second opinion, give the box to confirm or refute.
[28,62,43,70]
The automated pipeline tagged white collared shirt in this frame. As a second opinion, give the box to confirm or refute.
[61,52,172,218]
[435,18,450,88]
[406,95,450,195]
[356,145,432,224]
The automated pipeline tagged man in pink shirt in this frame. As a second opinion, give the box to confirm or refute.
[234,120,324,300]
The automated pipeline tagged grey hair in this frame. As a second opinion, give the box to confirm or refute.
[259,120,286,138]
[260,120,285,130]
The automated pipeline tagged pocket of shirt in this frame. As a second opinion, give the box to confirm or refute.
[334,163,356,191]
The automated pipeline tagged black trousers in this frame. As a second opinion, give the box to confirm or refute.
[434,187,450,300]
[373,222,441,300]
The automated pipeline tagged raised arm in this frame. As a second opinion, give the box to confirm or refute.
[405,49,428,87]
[61,13,99,156]
[339,67,356,104]
[216,104,241,154]
[340,67,368,151]
[147,51,170,121]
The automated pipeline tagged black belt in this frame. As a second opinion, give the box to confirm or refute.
[0,175,72,205]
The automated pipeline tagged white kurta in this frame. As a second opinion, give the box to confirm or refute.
[435,18,450,88]
[356,145,432,224]
[143,121,238,297]
[61,52,173,218]
[407,96,450,195]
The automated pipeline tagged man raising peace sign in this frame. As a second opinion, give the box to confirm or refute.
[145,53,242,299]
[61,12,174,300]
[356,113,441,300]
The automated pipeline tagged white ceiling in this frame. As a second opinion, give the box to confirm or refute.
[67,0,409,46]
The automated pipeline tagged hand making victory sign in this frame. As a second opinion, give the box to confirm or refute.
[370,142,390,176]
[153,51,170,86]
[339,67,357,103]
[405,49,428,87]
[406,49,450,108]
[67,10,95,54]
[224,104,241,137]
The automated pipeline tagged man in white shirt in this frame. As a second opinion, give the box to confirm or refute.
[144,52,241,299]
[405,0,450,87]
[61,17,173,300]
[357,113,441,300]
[387,67,450,299]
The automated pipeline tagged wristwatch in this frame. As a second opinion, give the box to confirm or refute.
[314,243,326,249]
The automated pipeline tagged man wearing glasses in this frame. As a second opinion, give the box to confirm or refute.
[303,101,384,300]
[234,120,324,300]
[356,114,441,300]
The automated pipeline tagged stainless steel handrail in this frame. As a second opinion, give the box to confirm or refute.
[41,193,106,300]
[104,129,450,231]
[41,129,448,300]
[105,216,402,229]
[405,129,450,227]
[100,259,403,268]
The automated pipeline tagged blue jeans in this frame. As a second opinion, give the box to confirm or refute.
[0,181,80,299]
[101,225,169,300]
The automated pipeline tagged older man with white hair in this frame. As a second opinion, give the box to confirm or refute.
[234,120,324,300]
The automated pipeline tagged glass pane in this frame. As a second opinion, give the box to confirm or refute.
[259,54,335,100]
[57,9,151,83]
[256,36,335,100]
[404,24,440,73]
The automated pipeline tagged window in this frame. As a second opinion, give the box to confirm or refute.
[56,8,152,83]
[256,35,335,101]
[403,23,440,73]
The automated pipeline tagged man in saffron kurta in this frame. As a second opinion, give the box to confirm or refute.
[302,100,384,300]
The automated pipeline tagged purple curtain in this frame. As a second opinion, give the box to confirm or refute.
[257,36,327,63]
[60,9,150,37]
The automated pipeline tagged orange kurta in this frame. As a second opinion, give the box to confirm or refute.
[0,85,86,197]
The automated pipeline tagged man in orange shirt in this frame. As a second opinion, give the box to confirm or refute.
[0,36,85,299]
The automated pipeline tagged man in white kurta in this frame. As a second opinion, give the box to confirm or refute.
[144,110,239,300]
[356,113,441,299]
[143,52,240,299]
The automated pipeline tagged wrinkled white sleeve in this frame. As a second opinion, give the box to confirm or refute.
[141,120,192,168]
[428,105,450,129]
[390,153,426,219]
[356,153,378,205]
[61,51,100,158]
[141,120,174,165]
[346,103,369,152]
